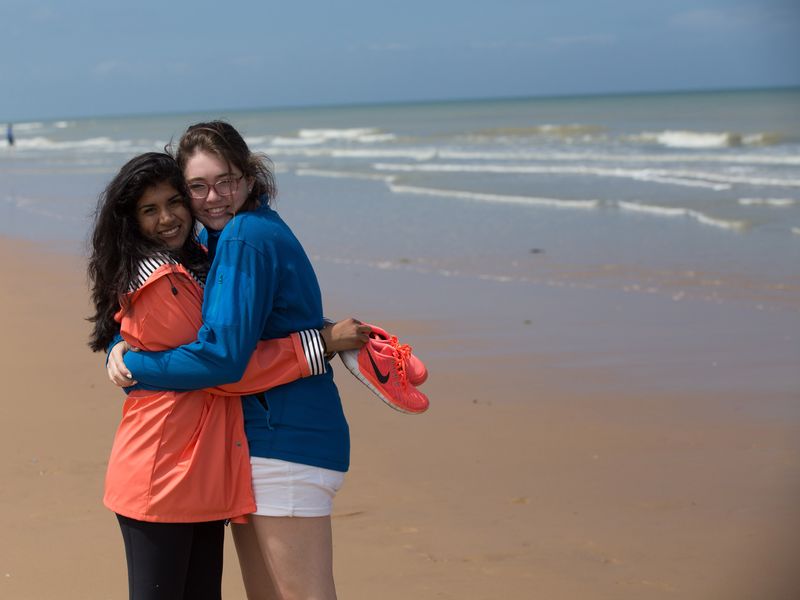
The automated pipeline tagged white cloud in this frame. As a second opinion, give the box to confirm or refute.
[93,60,124,76]
[92,59,190,79]
[468,37,616,52]
[469,40,538,50]
[30,5,57,21]
[345,40,426,53]
[165,62,191,75]
[547,34,617,48]
[366,42,417,52]
[230,55,265,68]
[669,5,798,32]
[670,8,751,30]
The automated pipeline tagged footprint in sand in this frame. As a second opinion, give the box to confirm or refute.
[332,510,365,519]
[580,540,622,566]
[399,526,420,534]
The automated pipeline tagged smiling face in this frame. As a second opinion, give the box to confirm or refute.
[184,150,251,231]
[135,181,191,250]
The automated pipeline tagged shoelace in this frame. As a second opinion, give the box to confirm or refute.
[389,336,413,386]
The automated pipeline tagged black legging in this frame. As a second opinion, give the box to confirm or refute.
[116,514,225,600]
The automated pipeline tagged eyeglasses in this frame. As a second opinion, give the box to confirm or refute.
[187,174,244,200]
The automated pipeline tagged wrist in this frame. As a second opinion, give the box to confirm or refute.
[319,326,331,353]
[319,326,336,359]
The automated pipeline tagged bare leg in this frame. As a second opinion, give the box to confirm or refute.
[232,521,280,600]
[241,515,337,600]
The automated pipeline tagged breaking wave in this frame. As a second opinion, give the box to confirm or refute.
[386,183,600,209]
[631,130,784,149]
[618,201,748,231]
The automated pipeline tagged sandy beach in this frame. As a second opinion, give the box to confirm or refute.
[0,235,798,600]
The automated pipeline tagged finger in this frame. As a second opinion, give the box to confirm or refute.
[112,357,133,379]
[112,374,137,387]
[113,365,133,380]
[108,362,134,384]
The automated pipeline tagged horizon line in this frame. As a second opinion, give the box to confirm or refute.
[7,83,800,125]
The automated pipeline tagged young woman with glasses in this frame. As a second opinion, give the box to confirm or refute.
[90,151,368,600]
[107,121,368,600]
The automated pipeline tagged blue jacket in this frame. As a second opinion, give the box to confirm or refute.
[124,202,349,472]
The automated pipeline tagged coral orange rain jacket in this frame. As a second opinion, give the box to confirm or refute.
[103,255,317,522]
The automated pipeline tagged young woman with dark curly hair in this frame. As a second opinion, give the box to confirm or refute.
[107,122,367,600]
[89,151,366,600]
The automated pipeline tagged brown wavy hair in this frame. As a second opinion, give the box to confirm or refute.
[173,120,277,211]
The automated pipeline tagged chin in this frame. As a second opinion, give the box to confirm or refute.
[204,217,233,230]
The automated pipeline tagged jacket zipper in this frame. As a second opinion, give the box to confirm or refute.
[255,392,274,430]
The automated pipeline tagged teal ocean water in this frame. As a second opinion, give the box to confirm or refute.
[1,88,798,310]
[2,88,797,396]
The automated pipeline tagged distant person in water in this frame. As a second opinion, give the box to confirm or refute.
[6,123,13,146]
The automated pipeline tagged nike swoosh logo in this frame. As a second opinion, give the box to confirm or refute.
[366,349,390,384]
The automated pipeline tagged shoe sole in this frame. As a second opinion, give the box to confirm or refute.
[339,350,427,414]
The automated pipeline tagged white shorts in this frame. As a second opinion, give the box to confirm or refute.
[250,457,345,517]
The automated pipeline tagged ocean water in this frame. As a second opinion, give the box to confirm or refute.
[2,89,798,396]
[1,88,798,312]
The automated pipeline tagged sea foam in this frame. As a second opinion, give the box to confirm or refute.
[11,122,45,132]
[264,146,436,161]
[296,168,395,182]
[294,128,397,144]
[631,130,784,149]
[373,162,800,189]
[438,149,800,166]
[618,201,748,231]
[738,198,797,207]
[250,128,397,149]
[298,128,379,140]
[473,123,605,138]
[14,136,136,152]
[387,183,600,209]
[271,136,326,147]
[647,131,743,149]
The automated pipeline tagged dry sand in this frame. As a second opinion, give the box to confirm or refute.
[1,237,799,599]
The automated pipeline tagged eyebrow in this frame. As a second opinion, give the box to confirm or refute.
[138,194,183,210]
[187,172,235,182]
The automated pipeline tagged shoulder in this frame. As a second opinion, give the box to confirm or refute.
[226,205,284,235]
[129,252,178,292]
[117,255,184,322]
[129,252,204,294]
[218,207,292,253]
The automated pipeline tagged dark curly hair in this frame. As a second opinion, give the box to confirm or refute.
[172,120,277,210]
[87,152,209,352]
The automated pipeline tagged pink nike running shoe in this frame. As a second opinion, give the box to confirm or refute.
[363,325,428,385]
[340,326,429,414]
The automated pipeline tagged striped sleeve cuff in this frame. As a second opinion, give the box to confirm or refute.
[298,329,326,376]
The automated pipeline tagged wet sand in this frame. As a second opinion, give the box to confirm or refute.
[1,236,799,599]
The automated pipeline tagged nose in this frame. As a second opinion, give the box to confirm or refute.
[205,186,222,203]
[158,206,176,225]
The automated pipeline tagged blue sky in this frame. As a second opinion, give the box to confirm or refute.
[1,0,798,120]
